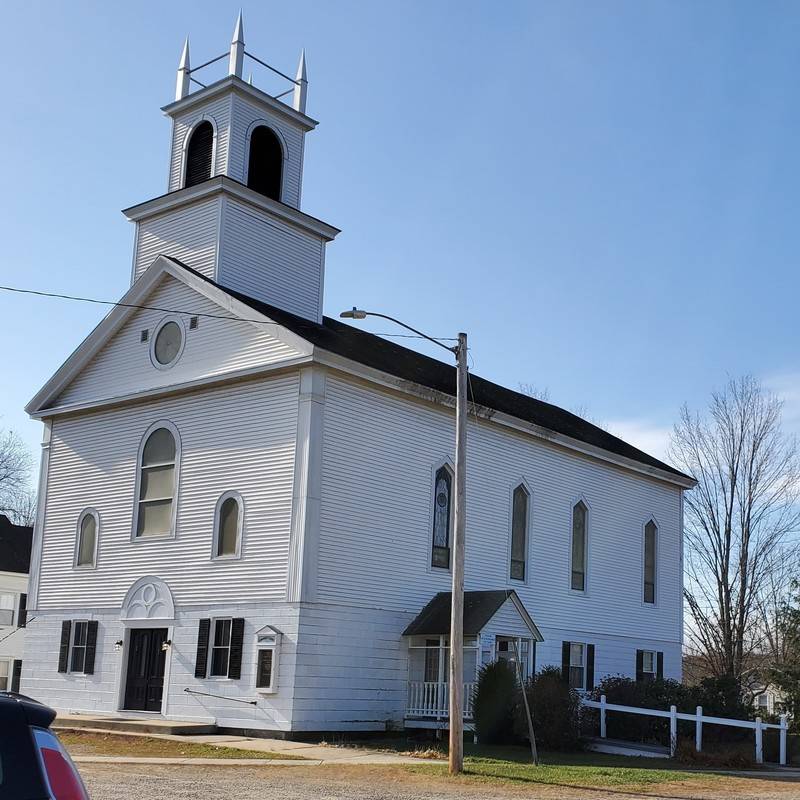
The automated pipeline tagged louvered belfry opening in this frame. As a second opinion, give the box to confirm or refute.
[247,125,283,201]
[184,121,214,188]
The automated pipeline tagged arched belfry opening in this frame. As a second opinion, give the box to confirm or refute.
[184,121,214,188]
[247,125,283,201]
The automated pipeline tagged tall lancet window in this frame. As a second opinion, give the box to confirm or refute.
[247,125,283,201]
[184,121,214,188]
[431,466,452,569]
[510,484,530,581]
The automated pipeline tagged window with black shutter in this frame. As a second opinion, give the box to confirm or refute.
[84,620,98,675]
[246,126,282,201]
[17,593,27,628]
[636,649,657,682]
[194,618,211,678]
[227,618,244,679]
[58,620,72,673]
[184,121,214,188]
[11,659,22,692]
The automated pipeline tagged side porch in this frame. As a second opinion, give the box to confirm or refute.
[401,590,542,730]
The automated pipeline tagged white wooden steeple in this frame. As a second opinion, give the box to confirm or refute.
[123,17,338,323]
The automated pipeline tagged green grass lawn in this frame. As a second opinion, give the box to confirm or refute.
[390,741,713,788]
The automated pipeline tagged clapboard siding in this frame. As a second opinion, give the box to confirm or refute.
[218,198,324,322]
[133,198,220,280]
[56,275,301,407]
[227,95,305,209]
[168,96,232,192]
[38,375,298,608]
[317,375,682,643]
[22,603,300,731]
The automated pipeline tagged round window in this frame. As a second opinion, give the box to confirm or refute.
[154,321,183,365]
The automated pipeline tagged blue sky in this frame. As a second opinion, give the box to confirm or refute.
[1,1,799,479]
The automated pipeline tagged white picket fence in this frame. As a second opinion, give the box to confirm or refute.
[582,696,789,765]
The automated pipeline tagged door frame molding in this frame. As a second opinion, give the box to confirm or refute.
[115,623,174,716]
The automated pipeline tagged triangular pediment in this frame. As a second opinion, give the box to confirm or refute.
[28,257,313,416]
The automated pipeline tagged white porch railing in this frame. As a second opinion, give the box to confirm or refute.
[582,695,790,765]
[407,682,476,719]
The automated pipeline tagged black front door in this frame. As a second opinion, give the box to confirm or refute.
[124,628,168,712]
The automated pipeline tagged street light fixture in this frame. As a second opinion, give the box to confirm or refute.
[339,307,468,775]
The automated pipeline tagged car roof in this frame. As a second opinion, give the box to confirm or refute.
[0,692,56,728]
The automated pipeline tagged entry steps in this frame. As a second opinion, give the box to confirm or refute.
[54,713,217,736]
[587,737,670,759]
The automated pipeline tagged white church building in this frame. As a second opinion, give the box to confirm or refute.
[22,19,694,735]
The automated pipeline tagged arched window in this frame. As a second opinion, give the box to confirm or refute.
[75,509,99,568]
[213,492,243,559]
[571,500,588,591]
[184,121,214,188]
[136,426,177,538]
[510,484,530,581]
[246,125,283,201]
[431,466,452,569]
[644,520,657,604]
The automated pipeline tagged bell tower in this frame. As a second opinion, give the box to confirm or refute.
[123,15,339,323]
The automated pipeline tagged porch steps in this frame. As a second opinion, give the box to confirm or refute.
[54,714,217,736]
[587,737,670,759]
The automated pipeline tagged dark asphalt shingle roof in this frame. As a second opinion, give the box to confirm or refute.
[0,515,33,574]
[403,590,515,635]
[169,258,691,481]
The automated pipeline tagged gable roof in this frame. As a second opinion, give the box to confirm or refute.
[0,515,33,574]
[402,590,542,640]
[164,259,692,484]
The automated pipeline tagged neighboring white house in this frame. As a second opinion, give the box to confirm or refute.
[22,19,695,734]
[0,515,32,693]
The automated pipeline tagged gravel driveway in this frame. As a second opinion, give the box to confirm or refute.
[79,762,800,800]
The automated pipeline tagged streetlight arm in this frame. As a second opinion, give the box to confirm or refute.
[340,309,457,356]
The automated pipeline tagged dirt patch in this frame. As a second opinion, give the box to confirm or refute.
[60,730,304,760]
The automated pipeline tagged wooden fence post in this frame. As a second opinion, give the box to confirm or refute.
[755,717,763,765]
[780,714,788,767]
[669,705,677,758]
[695,706,702,753]
[600,694,607,739]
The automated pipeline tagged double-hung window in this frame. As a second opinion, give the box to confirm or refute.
[70,621,89,673]
[424,639,440,683]
[136,426,178,538]
[0,660,9,691]
[0,593,15,626]
[641,650,656,681]
[568,642,585,689]
[209,619,232,677]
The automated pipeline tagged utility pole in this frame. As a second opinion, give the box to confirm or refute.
[448,332,468,775]
[338,310,469,775]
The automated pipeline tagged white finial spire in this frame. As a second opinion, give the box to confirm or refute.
[292,49,308,113]
[175,37,191,101]
[229,11,245,78]
[247,72,253,85]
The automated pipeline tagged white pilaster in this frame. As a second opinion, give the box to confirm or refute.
[286,366,326,603]
[26,420,52,610]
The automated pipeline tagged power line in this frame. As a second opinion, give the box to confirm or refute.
[0,284,457,343]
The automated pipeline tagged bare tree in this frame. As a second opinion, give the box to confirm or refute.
[0,428,32,519]
[9,489,37,527]
[670,376,800,684]
[518,383,604,429]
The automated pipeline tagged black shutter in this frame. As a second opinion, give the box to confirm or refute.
[561,641,570,683]
[17,593,27,628]
[635,649,644,682]
[656,651,664,681]
[11,660,22,693]
[586,644,595,690]
[531,641,537,677]
[195,619,211,678]
[58,620,71,673]
[83,620,99,675]
[227,618,245,679]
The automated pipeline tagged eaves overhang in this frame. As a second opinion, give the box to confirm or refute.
[122,176,340,242]
[161,75,318,132]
